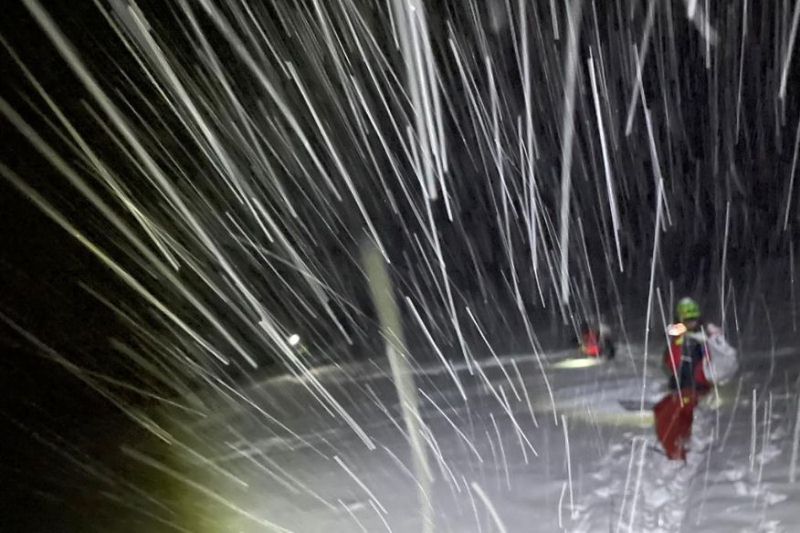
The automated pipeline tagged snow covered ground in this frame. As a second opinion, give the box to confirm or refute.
[144,333,800,533]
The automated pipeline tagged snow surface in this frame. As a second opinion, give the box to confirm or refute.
[156,340,800,532]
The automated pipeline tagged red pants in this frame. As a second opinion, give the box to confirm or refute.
[654,391,701,460]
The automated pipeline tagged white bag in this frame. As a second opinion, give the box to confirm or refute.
[702,324,738,385]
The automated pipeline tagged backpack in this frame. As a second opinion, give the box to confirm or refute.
[701,324,738,385]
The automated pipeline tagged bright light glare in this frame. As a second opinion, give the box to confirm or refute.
[667,323,687,336]
[288,334,300,346]
[551,357,605,369]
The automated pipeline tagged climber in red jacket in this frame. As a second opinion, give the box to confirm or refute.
[654,297,710,460]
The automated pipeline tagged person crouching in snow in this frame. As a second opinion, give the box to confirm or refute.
[579,317,615,359]
[654,297,737,460]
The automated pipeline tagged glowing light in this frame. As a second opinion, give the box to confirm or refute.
[551,357,605,369]
[287,334,300,347]
[667,323,687,337]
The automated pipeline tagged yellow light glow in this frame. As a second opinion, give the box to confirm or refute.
[591,410,654,428]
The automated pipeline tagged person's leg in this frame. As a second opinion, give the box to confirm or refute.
[655,392,697,460]
[655,394,684,459]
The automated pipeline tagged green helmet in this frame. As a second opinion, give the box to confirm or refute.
[676,297,701,322]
